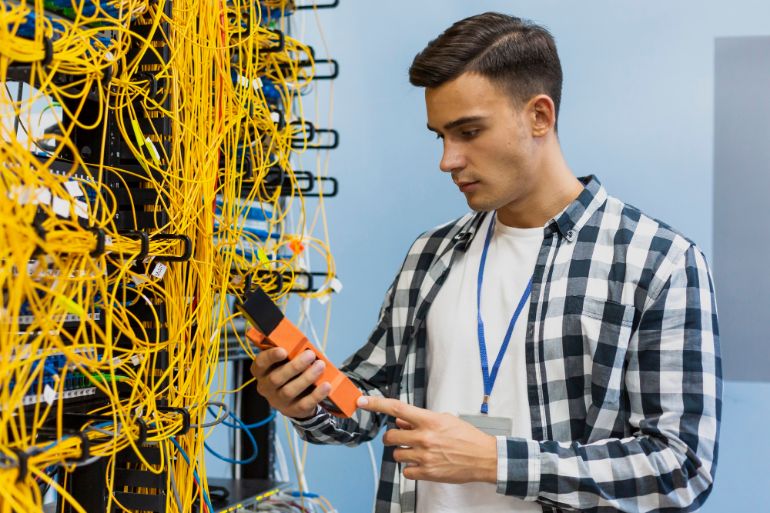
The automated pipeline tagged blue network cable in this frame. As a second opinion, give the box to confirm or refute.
[216,408,275,430]
[169,436,215,513]
[203,407,272,465]
[288,490,320,498]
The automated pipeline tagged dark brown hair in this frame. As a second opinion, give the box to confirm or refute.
[409,12,563,129]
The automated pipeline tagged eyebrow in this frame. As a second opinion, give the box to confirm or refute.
[426,115,486,133]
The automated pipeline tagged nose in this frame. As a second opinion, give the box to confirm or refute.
[439,141,465,173]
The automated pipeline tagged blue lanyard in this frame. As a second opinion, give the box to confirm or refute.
[476,215,533,414]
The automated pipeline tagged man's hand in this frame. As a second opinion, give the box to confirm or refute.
[357,396,497,484]
[250,348,332,420]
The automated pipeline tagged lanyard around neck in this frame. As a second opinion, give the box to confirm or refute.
[476,214,533,414]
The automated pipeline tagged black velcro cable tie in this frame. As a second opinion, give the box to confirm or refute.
[11,448,28,483]
[157,407,190,436]
[134,418,148,445]
[151,233,192,262]
[42,36,53,66]
[102,63,113,86]
[87,226,106,257]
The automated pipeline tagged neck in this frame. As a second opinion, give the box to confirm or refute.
[496,151,583,229]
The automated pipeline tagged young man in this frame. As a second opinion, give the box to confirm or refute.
[250,12,721,513]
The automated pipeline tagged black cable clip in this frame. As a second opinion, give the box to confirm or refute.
[301,46,339,80]
[291,171,318,194]
[134,417,148,445]
[247,269,285,295]
[11,448,28,483]
[31,215,47,256]
[293,272,336,293]
[104,59,121,91]
[41,36,53,66]
[68,431,91,464]
[262,29,285,54]
[262,165,286,192]
[222,153,252,180]
[118,230,149,261]
[290,121,339,150]
[101,64,113,87]
[263,167,337,197]
[291,271,314,293]
[303,175,338,198]
[269,106,285,131]
[86,226,106,257]
[307,128,339,150]
[157,407,190,436]
[136,72,159,100]
[274,170,313,196]
[281,46,339,81]
[101,51,120,89]
[289,120,316,148]
[151,233,192,262]
[296,0,339,10]
[308,58,339,80]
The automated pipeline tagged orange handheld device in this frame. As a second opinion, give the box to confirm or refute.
[236,287,362,418]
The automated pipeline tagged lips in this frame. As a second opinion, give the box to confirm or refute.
[455,180,479,193]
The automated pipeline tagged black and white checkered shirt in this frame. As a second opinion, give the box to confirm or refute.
[292,176,721,513]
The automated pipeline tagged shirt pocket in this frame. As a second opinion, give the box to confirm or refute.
[564,295,636,406]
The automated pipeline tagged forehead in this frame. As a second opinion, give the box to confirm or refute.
[424,73,513,123]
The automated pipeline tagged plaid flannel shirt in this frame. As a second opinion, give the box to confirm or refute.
[292,176,721,513]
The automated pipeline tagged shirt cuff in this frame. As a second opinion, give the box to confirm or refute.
[495,436,541,500]
[288,405,325,426]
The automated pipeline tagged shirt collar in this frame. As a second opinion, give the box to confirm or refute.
[451,210,488,250]
[453,175,607,248]
[546,175,607,241]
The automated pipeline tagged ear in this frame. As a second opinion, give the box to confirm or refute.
[528,95,556,137]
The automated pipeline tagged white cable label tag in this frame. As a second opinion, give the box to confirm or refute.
[74,200,89,219]
[43,385,56,405]
[151,263,167,279]
[52,196,70,218]
[64,181,84,197]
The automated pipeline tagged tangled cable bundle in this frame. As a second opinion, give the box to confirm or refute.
[0,0,337,510]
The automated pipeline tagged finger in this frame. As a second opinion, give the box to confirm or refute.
[251,347,288,377]
[267,350,317,389]
[279,359,326,400]
[395,418,414,430]
[402,465,425,481]
[382,427,419,447]
[356,396,431,426]
[392,447,420,465]
[294,381,332,414]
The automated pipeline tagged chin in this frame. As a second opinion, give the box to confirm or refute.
[464,196,496,213]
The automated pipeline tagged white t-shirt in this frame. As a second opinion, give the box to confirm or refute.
[418,213,544,513]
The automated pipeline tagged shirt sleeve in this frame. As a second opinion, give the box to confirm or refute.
[496,245,722,512]
[290,273,402,447]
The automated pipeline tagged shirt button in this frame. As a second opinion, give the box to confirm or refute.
[566,229,576,241]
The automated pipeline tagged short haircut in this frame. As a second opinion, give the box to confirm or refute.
[409,12,563,130]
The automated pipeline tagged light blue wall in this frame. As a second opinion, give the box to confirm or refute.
[207,2,770,511]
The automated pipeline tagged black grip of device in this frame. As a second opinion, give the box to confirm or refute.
[236,286,284,335]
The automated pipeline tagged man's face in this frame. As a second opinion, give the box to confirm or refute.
[425,72,539,213]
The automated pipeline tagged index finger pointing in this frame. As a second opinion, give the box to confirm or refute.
[356,396,429,425]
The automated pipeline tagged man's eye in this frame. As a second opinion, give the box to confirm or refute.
[461,129,479,138]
